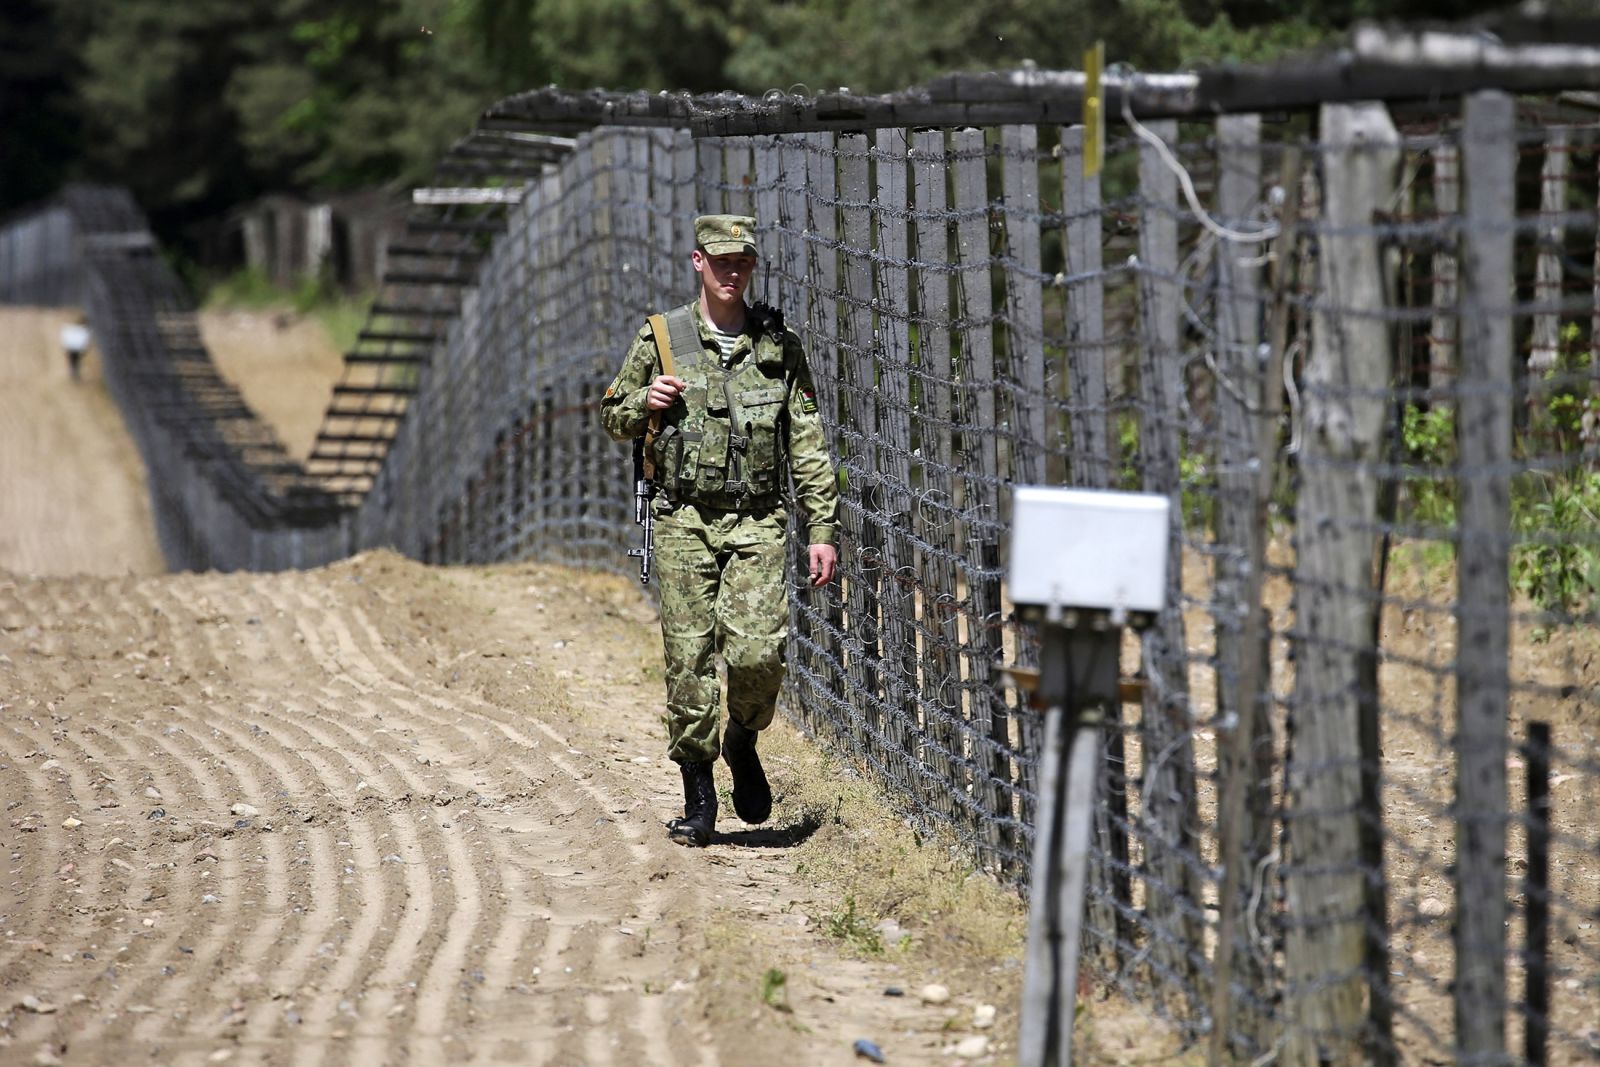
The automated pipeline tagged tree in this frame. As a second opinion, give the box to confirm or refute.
[0,0,82,214]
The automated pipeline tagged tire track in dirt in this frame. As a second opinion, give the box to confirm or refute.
[155,576,422,1067]
[276,575,697,1066]
[4,558,987,1067]
[1,577,242,1059]
[271,579,588,1064]
[13,574,342,1064]
[258,581,479,1065]
[261,575,601,1065]
[103,578,300,1059]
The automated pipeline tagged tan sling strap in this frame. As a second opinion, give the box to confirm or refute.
[642,313,677,479]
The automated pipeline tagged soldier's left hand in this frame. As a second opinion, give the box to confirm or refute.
[807,543,838,587]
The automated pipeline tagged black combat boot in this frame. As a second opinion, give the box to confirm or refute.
[668,759,717,848]
[721,720,772,825]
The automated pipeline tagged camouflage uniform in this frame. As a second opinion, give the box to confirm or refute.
[600,286,837,764]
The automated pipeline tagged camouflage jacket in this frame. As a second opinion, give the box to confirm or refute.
[600,301,838,546]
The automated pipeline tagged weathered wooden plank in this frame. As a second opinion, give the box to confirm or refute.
[1002,124,1047,485]
[838,131,883,752]
[648,130,678,309]
[953,126,1013,868]
[1134,116,1202,1004]
[671,129,697,265]
[1206,111,1278,1063]
[571,137,599,553]
[696,137,723,214]
[753,136,783,308]
[874,126,919,787]
[722,140,755,217]
[1594,154,1600,394]
[1529,126,1568,378]
[778,136,810,321]
[1430,140,1460,393]
[1284,102,1400,1066]
[803,130,846,741]
[1059,121,1130,973]
[1455,88,1514,1066]
[620,129,652,321]
[912,127,962,828]
[1061,126,1110,488]
[999,122,1046,853]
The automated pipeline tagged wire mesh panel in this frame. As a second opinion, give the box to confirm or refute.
[6,70,1600,1065]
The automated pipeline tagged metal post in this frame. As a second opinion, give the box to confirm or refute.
[1018,618,1122,1066]
[1524,721,1552,1067]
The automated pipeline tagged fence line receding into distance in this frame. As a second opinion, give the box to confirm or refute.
[5,38,1600,1063]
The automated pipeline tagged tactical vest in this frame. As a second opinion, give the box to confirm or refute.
[649,304,789,511]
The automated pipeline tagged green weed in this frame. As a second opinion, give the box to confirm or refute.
[822,896,884,956]
[759,967,792,1012]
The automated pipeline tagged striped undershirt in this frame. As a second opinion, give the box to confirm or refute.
[710,324,742,364]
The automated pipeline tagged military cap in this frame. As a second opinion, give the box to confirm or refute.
[695,214,758,256]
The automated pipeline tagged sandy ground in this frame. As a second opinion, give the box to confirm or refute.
[199,310,346,464]
[1,554,1008,1066]
[0,309,164,578]
[0,307,1022,1065]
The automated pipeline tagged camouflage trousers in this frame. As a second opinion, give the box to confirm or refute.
[654,500,789,763]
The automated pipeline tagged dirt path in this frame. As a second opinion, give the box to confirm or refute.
[0,303,1019,1065]
[0,552,1013,1066]
[0,308,164,577]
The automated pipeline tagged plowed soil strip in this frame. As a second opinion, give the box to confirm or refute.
[1,554,973,1067]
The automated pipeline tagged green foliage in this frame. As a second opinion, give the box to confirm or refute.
[1113,413,1213,531]
[1179,449,1216,534]
[1400,403,1457,529]
[1512,471,1600,624]
[1101,0,1326,71]
[759,967,792,1012]
[822,895,883,956]
[203,266,371,353]
[6,0,1558,246]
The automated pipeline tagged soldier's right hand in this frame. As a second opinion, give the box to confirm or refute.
[647,375,686,411]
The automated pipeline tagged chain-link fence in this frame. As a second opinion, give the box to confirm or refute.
[5,35,1600,1063]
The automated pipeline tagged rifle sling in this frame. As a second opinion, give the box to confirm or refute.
[643,313,678,480]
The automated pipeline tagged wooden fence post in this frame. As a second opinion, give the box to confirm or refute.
[1001,123,1047,838]
[1134,116,1202,1007]
[1207,111,1278,1061]
[1284,101,1400,1065]
[874,127,920,788]
[953,126,1014,871]
[804,131,848,741]
[837,131,884,756]
[1430,140,1460,393]
[1455,88,1514,1065]
[911,128,963,826]
[1060,123,1131,970]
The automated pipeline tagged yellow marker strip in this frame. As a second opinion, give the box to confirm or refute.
[1084,41,1105,179]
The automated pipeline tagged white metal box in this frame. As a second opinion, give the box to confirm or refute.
[1008,487,1171,617]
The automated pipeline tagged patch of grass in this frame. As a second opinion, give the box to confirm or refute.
[762,722,1027,980]
[821,896,883,956]
[759,967,791,1012]
[203,266,372,354]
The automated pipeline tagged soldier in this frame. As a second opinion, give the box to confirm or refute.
[600,214,839,848]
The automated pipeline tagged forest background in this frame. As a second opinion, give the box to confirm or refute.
[0,0,1577,272]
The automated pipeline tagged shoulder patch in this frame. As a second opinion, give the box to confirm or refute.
[800,388,818,414]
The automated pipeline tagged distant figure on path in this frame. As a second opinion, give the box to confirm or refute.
[61,315,90,381]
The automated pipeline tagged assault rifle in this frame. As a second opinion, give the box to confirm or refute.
[627,437,656,585]
[626,312,676,586]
